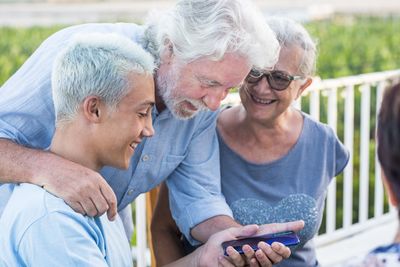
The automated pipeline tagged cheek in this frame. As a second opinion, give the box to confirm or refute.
[129,119,143,135]
[175,78,204,99]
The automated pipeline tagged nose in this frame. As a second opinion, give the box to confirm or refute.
[142,116,155,137]
[202,87,229,111]
[256,76,273,92]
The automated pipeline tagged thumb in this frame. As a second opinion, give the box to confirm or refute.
[231,224,259,239]
[213,224,259,244]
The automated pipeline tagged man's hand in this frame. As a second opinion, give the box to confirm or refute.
[222,220,305,267]
[35,155,117,220]
[256,220,305,236]
[0,139,117,220]
[196,224,260,267]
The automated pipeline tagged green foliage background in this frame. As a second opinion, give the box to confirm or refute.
[1,15,399,239]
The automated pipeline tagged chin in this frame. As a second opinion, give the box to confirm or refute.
[114,159,130,170]
[171,105,198,120]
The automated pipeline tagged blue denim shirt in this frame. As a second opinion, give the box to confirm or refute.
[0,23,232,244]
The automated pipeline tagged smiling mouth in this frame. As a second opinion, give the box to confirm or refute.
[250,93,277,105]
[183,101,198,111]
[129,142,139,150]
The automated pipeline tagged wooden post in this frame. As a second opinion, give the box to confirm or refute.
[146,186,160,267]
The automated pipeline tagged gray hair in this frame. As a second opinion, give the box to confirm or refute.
[266,17,317,76]
[52,33,155,123]
[142,0,279,69]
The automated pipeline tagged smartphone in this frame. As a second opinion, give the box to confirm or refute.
[222,231,300,256]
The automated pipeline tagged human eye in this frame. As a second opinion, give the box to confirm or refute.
[249,69,262,78]
[272,71,291,82]
[246,69,262,83]
[137,109,150,118]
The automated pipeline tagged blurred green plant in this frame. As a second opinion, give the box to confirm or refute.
[306,15,400,79]
[0,25,63,86]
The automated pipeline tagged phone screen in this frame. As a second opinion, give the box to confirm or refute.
[222,231,300,255]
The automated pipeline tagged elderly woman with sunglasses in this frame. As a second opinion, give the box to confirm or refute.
[214,17,349,266]
[151,17,349,267]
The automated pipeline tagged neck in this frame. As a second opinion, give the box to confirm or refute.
[50,121,100,171]
[240,107,301,143]
[154,71,167,112]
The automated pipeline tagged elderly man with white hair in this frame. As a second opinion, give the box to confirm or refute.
[0,0,303,265]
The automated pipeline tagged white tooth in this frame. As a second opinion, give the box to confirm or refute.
[252,95,274,104]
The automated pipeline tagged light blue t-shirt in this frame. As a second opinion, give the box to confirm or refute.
[220,112,349,267]
[0,23,231,244]
[0,183,132,267]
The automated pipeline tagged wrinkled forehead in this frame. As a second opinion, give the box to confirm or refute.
[273,45,304,74]
[187,53,251,86]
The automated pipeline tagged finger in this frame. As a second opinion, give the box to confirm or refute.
[242,244,255,263]
[99,182,117,220]
[258,242,284,265]
[226,246,246,267]
[249,257,261,267]
[218,256,235,267]
[212,225,259,245]
[228,224,259,240]
[258,220,304,235]
[90,187,110,217]
[66,201,86,215]
[81,197,99,217]
[271,242,291,259]
[254,248,272,267]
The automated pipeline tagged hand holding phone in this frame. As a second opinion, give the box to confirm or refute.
[221,231,300,256]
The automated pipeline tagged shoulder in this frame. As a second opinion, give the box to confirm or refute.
[303,112,336,137]
[301,112,345,149]
[45,23,142,45]
[0,184,88,243]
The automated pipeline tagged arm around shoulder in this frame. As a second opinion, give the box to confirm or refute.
[0,139,117,219]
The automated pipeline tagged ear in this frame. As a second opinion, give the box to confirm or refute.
[295,78,312,100]
[159,39,174,64]
[82,96,103,123]
[381,170,399,207]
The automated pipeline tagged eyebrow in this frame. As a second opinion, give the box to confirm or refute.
[138,101,155,107]
[196,75,223,87]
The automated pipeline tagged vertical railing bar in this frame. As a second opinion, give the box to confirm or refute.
[326,87,338,233]
[343,85,354,228]
[135,194,147,267]
[310,89,320,122]
[359,84,371,223]
[374,81,385,218]
[293,96,302,110]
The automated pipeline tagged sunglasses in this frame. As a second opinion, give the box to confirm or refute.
[245,69,304,91]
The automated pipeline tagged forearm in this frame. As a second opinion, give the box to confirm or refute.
[0,139,56,184]
[190,215,241,243]
[152,226,186,266]
[162,248,201,267]
[151,183,186,265]
[0,139,117,219]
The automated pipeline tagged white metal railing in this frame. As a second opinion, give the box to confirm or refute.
[133,69,400,267]
[308,70,400,246]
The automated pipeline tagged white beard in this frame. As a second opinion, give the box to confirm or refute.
[156,64,208,120]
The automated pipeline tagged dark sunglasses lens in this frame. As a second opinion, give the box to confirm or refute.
[247,70,262,83]
[268,71,291,90]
